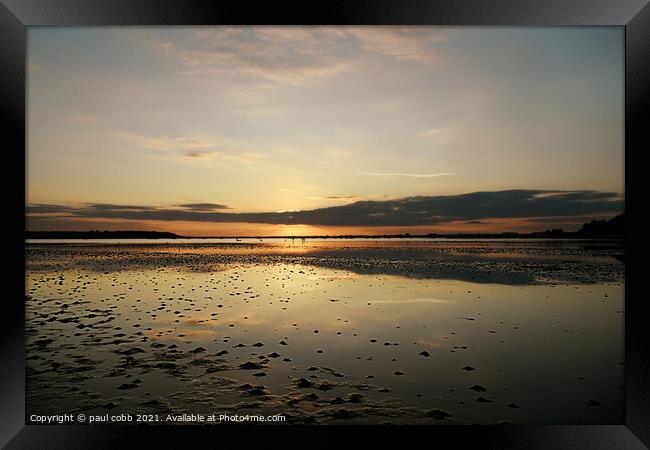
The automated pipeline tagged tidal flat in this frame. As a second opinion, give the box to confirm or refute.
[25,239,624,424]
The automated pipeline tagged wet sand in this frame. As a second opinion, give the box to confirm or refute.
[25,239,624,424]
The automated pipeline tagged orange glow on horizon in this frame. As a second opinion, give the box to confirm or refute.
[26,213,619,237]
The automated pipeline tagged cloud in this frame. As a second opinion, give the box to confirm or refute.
[308,195,358,201]
[122,132,264,165]
[214,151,264,164]
[28,189,623,228]
[417,128,453,144]
[174,149,263,164]
[232,105,296,117]
[27,204,73,214]
[177,203,231,211]
[85,203,153,211]
[324,195,358,200]
[526,215,602,224]
[149,27,446,86]
[362,172,455,178]
[139,135,217,151]
[184,150,213,160]
[347,28,446,64]
[27,203,150,214]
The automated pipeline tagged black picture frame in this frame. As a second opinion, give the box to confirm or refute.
[2,0,649,448]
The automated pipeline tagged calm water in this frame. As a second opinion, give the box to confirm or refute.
[25,239,624,424]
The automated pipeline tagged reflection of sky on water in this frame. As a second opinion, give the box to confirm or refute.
[26,246,624,423]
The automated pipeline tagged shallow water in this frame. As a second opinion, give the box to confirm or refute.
[25,240,624,424]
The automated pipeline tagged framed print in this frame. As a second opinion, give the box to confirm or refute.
[2,0,649,448]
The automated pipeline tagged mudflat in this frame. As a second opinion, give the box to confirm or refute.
[25,239,624,424]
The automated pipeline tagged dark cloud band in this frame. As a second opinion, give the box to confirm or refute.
[27,189,623,227]
[177,203,231,211]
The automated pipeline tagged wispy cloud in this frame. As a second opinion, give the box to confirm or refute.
[308,195,358,201]
[122,132,264,166]
[417,127,453,144]
[183,150,214,160]
[347,28,445,64]
[139,135,217,151]
[232,105,296,117]
[86,203,152,211]
[214,151,264,164]
[362,172,455,178]
[149,27,447,87]
[177,150,264,165]
[324,195,358,200]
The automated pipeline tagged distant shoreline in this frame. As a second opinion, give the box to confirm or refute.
[25,231,181,240]
[25,233,624,241]
[25,213,625,240]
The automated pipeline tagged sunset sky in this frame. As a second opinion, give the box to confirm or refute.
[27,27,624,236]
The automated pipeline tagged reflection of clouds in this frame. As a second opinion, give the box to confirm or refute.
[374,297,453,304]
[288,322,356,334]
[144,328,217,342]
[209,315,267,327]
[182,317,219,326]
[416,340,444,348]
[308,275,357,282]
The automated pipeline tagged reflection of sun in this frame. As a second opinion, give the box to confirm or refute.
[277,224,321,236]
